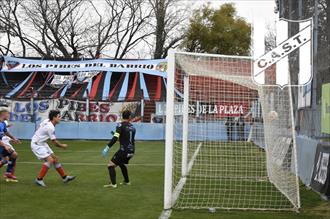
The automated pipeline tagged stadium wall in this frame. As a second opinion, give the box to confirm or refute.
[9,122,251,141]
[9,122,165,141]
[296,135,319,185]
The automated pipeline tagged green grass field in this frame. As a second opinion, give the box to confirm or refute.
[0,140,329,219]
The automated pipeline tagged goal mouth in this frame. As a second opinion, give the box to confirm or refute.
[164,51,300,212]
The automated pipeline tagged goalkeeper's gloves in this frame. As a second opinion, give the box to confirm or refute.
[101,146,110,157]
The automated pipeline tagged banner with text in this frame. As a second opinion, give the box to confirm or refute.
[0,56,167,77]
[310,142,330,198]
[155,101,249,118]
[3,99,141,123]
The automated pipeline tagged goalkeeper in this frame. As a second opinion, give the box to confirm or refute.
[101,110,136,188]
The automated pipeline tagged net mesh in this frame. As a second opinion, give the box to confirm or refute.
[170,52,300,211]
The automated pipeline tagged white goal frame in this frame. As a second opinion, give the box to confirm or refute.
[163,50,301,212]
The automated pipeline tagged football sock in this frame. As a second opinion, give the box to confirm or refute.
[108,166,116,185]
[55,163,67,179]
[119,164,129,183]
[38,162,51,180]
[6,157,16,173]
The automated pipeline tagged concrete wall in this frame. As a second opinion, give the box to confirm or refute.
[8,122,165,141]
[8,121,251,141]
[296,135,319,185]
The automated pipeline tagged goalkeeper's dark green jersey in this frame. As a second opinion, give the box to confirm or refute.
[108,121,136,153]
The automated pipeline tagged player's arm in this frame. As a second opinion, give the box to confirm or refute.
[101,125,121,157]
[107,131,120,148]
[107,124,121,148]
[48,127,67,149]
[5,131,21,144]
[51,139,68,149]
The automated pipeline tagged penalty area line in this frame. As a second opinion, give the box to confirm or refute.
[19,161,164,167]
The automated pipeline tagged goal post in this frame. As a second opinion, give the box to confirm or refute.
[164,49,175,210]
[164,50,301,212]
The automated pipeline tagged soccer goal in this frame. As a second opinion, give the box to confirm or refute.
[163,51,300,213]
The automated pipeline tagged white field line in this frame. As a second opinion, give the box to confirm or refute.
[19,161,163,167]
[15,150,163,154]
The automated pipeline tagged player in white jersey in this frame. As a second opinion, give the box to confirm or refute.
[31,110,75,187]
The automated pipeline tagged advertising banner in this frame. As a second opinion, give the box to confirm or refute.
[1,56,167,77]
[321,83,330,134]
[310,142,330,198]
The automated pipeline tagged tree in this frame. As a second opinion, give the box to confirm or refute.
[181,3,251,56]
[149,0,188,59]
[0,0,153,59]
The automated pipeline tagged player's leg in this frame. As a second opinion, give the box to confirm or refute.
[4,151,18,180]
[119,164,130,185]
[104,150,124,188]
[104,160,117,188]
[119,153,133,185]
[52,154,76,183]
[0,149,9,168]
[0,139,10,169]
[0,145,18,181]
[3,138,17,176]
[35,155,54,187]
[31,142,53,186]
[0,156,8,168]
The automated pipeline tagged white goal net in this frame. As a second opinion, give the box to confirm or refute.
[164,51,300,212]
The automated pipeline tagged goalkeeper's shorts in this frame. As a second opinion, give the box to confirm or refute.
[111,150,134,165]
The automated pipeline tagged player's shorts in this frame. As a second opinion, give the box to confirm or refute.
[111,149,134,165]
[31,142,54,160]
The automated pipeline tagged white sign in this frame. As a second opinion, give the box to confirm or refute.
[75,71,99,83]
[314,152,330,185]
[253,18,313,87]
[51,74,75,86]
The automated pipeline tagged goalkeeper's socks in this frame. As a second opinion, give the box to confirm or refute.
[38,162,50,179]
[119,164,129,183]
[6,157,16,173]
[55,163,66,178]
[108,166,116,185]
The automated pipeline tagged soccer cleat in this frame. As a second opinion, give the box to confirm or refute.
[3,172,17,180]
[35,179,47,187]
[63,175,76,184]
[103,183,117,188]
[120,181,131,186]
